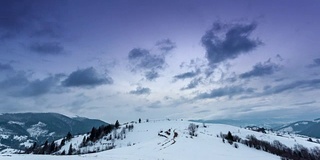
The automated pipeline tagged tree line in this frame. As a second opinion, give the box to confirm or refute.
[219,131,320,160]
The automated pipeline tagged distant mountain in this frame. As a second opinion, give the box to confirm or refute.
[277,119,320,138]
[0,112,107,151]
[191,118,289,129]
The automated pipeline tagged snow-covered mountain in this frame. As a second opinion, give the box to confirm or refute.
[277,119,320,138]
[0,113,107,151]
[2,119,320,160]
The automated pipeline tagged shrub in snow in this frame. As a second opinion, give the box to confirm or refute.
[234,143,239,148]
[188,123,197,137]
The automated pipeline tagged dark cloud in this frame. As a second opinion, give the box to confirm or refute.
[306,58,320,68]
[260,79,320,96]
[173,69,200,80]
[196,86,255,99]
[0,69,64,97]
[128,48,165,71]
[292,101,316,106]
[156,39,176,53]
[128,39,175,80]
[0,71,30,90]
[0,63,13,71]
[0,0,62,39]
[15,75,62,97]
[29,42,64,55]
[128,48,165,81]
[239,60,281,79]
[201,21,262,67]
[62,67,113,88]
[145,70,159,81]
[181,78,201,90]
[129,86,151,95]
[0,0,31,39]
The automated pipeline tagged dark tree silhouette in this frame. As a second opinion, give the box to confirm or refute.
[68,144,73,155]
[66,132,73,141]
[115,120,120,129]
[188,123,197,136]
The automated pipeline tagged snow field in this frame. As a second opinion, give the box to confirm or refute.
[2,120,320,160]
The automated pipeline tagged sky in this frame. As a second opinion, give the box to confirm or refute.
[0,0,320,123]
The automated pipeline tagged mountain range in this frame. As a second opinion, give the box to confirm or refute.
[276,118,320,138]
[0,113,107,151]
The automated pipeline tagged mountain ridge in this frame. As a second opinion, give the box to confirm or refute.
[0,112,107,151]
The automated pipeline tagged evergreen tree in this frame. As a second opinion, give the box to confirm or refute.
[43,140,48,154]
[60,138,66,148]
[138,118,141,123]
[115,120,120,129]
[90,127,97,142]
[50,141,56,153]
[68,144,73,155]
[81,136,87,147]
[66,132,73,141]
[226,131,234,144]
[226,131,234,141]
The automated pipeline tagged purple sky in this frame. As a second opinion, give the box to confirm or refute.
[0,0,320,122]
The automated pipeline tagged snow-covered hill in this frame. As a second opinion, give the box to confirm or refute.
[277,119,320,138]
[2,119,320,160]
[0,113,107,151]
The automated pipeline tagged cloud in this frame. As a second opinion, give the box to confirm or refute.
[0,0,31,39]
[0,0,62,39]
[259,79,320,96]
[128,48,165,81]
[156,39,176,53]
[15,75,63,97]
[128,48,165,71]
[0,69,64,97]
[147,101,162,109]
[129,86,151,95]
[196,86,255,99]
[292,101,316,106]
[62,67,113,88]
[29,42,64,55]
[127,39,175,80]
[201,21,262,67]
[181,78,201,90]
[134,106,145,112]
[173,69,200,80]
[306,58,320,68]
[239,60,281,79]
[0,63,13,71]
[145,70,160,81]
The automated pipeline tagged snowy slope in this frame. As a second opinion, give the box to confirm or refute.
[2,120,320,160]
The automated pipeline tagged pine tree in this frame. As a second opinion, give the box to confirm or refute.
[68,144,73,155]
[90,127,97,142]
[66,132,73,141]
[50,141,56,153]
[115,120,120,129]
[81,136,87,147]
[138,118,141,123]
[60,138,66,148]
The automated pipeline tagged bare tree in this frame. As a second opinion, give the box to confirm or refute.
[188,123,197,137]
